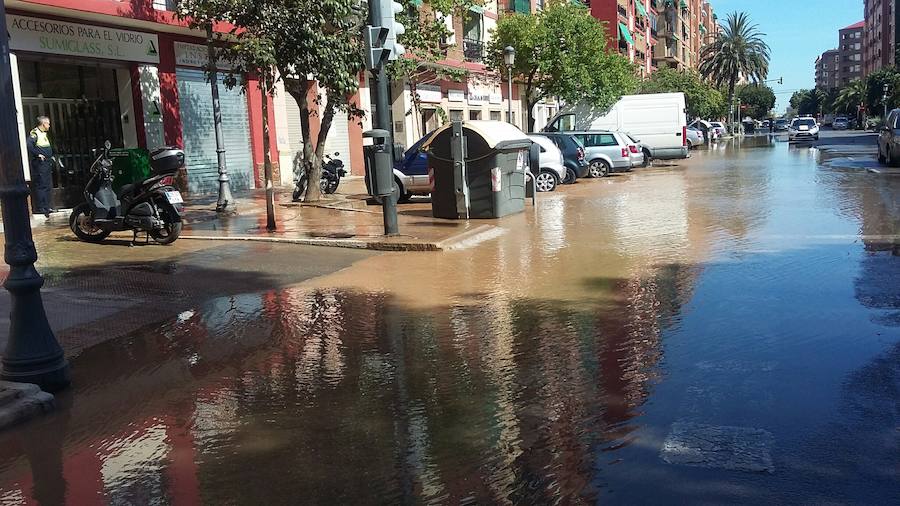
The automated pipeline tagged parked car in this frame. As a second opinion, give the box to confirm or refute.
[537,132,590,184]
[545,92,689,161]
[877,108,900,165]
[527,135,566,192]
[774,118,789,131]
[623,133,648,167]
[685,127,705,149]
[833,116,849,130]
[689,119,718,143]
[761,119,771,128]
[788,117,820,142]
[709,121,727,138]
[390,131,435,203]
[567,131,636,177]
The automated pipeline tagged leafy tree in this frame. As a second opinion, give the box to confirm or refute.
[486,0,638,130]
[864,66,900,116]
[179,0,366,205]
[390,0,476,139]
[736,84,775,119]
[789,89,826,117]
[699,12,771,118]
[638,68,725,119]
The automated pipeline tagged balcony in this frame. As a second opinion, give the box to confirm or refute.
[463,39,485,63]
[506,0,531,13]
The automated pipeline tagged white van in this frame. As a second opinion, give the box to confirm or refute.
[543,93,689,160]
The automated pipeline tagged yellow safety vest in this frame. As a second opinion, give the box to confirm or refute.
[30,128,50,148]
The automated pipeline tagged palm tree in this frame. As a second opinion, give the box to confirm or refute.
[835,79,866,125]
[699,12,771,117]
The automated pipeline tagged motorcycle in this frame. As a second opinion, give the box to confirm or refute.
[69,141,186,245]
[292,152,348,201]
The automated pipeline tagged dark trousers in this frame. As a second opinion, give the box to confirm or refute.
[31,159,52,213]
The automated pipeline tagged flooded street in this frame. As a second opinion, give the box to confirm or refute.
[1,132,899,504]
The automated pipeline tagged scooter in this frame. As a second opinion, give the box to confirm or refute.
[69,141,186,245]
[292,152,347,201]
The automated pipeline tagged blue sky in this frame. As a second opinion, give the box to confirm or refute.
[709,0,863,112]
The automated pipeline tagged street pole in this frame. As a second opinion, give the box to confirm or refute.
[507,67,513,125]
[883,84,889,121]
[207,25,235,214]
[0,4,69,391]
[369,0,399,235]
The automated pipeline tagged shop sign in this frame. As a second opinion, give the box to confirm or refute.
[412,84,442,104]
[467,82,490,105]
[7,15,160,63]
[448,89,465,102]
[174,42,235,69]
[489,90,503,104]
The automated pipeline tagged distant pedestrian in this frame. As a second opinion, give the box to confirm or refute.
[27,116,55,217]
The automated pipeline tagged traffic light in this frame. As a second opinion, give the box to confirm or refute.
[364,0,405,70]
[382,0,405,61]
[364,25,390,70]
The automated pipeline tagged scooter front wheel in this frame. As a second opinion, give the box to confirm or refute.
[69,203,111,243]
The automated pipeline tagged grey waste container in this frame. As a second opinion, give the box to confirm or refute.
[423,120,532,219]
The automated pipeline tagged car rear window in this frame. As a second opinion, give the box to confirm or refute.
[577,133,617,147]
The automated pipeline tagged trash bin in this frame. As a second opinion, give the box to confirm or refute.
[423,120,532,219]
[109,148,151,192]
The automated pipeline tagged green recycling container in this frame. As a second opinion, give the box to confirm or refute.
[109,148,151,192]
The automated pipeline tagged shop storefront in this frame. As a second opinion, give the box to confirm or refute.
[7,13,151,207]
[173,42,254,194]
[6,9,273,205]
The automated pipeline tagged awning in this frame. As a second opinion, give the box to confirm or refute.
[635,1,648,18]
[699,24,707,34]
[680,0,687,8]
[619,22,635,45]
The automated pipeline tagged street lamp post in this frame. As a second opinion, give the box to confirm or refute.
[207,25,235,214]
[883,83,890,121]
[504,46,515,126]
[0,4,69,391]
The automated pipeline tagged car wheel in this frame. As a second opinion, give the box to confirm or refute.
[535,170,558,192]
[878,147,887,164]
[686,140,693,150]
[563,167,577,184]
[588,160,611,178]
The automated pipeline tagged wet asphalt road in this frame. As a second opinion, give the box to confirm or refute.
[1,130,899,505]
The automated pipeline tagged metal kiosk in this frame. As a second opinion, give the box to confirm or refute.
[423,120,532,219]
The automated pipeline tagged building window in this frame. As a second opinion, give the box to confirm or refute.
[469,110,482,121]
[153,0,176,10]
[490,110,501,121]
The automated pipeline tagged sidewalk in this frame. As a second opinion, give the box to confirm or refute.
[180,177,506,251]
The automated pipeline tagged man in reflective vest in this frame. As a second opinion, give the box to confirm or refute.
[27,116,55,217]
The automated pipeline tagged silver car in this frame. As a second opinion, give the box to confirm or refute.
[686,127,705,149]
[569,131,634,177]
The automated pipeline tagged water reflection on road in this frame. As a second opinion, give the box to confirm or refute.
[1,133,899,504]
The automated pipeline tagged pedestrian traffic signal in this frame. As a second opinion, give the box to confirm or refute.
[364,0,406,70]
[381,0,405,61]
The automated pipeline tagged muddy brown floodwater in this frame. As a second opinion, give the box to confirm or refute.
[1,132,899,504]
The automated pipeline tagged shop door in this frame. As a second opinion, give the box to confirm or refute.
[18,60,124,208]
[176,68,253,194]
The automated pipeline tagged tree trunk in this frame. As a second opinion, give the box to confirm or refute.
[306,96,338,201]
[260,73,276,231]
[286,79,321,202]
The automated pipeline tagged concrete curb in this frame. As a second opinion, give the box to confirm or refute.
[179,224,504,252]
[0,381,55,431]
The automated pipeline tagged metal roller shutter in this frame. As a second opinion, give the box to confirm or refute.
[284,91,352,172]
[176,68,254,194]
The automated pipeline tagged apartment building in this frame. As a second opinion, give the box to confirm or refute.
[863,0,896,75]
[839,21,865,86]
[588,0,656,78]
[815,49,841,90]
[651,0,716,72]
